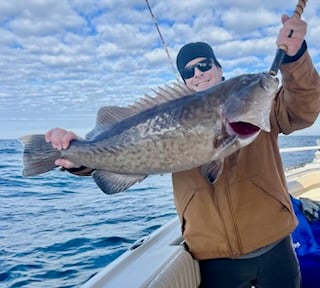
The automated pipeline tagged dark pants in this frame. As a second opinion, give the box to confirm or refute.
[199,236,301,288]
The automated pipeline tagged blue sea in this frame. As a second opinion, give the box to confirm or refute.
[1,135,319,288]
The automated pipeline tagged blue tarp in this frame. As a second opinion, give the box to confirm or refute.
[291,196,320,288]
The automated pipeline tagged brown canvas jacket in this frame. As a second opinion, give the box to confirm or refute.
[172,51,320,260]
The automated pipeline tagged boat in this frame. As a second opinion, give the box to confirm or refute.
[81,141,320,288]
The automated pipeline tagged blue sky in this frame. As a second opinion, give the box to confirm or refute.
[1,0,320,139]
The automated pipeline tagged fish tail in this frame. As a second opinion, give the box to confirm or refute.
[19,134,62,176]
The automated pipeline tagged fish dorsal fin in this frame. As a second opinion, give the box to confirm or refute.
[86,106,136,139]
[128,81,194,113]
[86,81,194,140]
[96,106,136,125]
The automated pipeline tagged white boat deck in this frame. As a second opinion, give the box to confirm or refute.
[286,151,320,201]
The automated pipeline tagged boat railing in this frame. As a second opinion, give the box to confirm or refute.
[280,144,320,154]
[281,143,320,171]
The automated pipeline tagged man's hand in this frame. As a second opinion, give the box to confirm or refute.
[45,128,79,169]
[276,14,307,56]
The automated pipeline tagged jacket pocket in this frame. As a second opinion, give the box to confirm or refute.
[177,186,230,259]
[250,175,293,212]
[227,176,297,254]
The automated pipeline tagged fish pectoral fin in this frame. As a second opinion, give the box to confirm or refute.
[201,160,224,184]
[92,170,148,194]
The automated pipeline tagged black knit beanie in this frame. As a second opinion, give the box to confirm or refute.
[176,42,221,77]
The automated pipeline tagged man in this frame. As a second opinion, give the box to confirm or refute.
[45,14,320,287]
[172,15,320,287]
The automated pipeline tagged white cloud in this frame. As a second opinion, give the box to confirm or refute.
[0,0,319,138]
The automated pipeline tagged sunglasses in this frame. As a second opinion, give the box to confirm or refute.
[181,59,213,79]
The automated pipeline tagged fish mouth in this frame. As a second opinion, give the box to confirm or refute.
[227,121,260,138]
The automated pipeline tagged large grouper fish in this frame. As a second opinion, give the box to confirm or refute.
[20,72,279,194]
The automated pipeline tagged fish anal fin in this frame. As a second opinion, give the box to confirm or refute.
[92,170,148,194]
[201,160,224,184]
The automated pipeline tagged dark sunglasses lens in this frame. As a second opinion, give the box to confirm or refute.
[181,67,195,79]
[197,61,212,72]
[181,60,212,79]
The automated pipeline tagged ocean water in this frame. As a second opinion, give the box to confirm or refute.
[0,135,319,288]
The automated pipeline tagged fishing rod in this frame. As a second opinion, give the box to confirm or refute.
[145,0,180,81]
[269,0,308,76]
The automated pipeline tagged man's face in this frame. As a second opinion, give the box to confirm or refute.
[183,57,223,91]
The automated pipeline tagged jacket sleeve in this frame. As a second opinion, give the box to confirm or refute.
[272,48,320,134]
